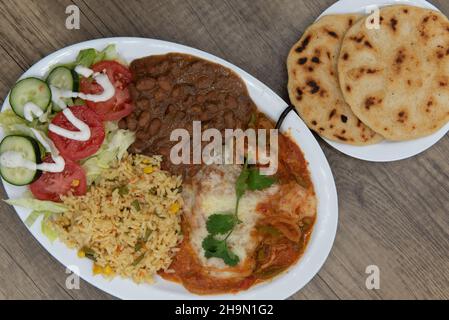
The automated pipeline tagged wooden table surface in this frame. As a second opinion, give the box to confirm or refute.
[0,0,448,300]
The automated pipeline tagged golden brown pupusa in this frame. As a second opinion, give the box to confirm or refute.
[338,5,449,141]
[287,14,383,145]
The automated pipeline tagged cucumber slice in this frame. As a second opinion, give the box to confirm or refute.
[47,66,79,92]
[9,78,51,119]
[47,66,79,112]
[0,135,42,186]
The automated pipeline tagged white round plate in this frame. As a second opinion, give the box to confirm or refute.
[0,38,338,300]
[317,0,449,162]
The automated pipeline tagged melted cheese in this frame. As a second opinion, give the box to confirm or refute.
[184,165,278,278]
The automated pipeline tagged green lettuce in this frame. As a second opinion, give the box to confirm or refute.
[74,44,125,68]
[5,198,67,242]
[82,122,135,185]
[0,110,54,158]
[102,44,120,61]
[0,109,26,127]
[76,48,97,67]
[24,210,47,227]
[0,108,53,135]
[41,214,59,242]
[25,210,60,242]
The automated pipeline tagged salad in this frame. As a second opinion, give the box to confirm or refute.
[0,44,136,237]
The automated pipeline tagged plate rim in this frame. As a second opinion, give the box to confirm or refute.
[0,37,338,300]
[315,0,449,162]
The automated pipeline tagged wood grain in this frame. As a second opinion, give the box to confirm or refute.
[0,0,447,300]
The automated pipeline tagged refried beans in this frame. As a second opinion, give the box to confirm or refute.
[119,53,256,177]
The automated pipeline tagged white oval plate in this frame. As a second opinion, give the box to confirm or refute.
[0,38,338,300]
[317,0,449,162]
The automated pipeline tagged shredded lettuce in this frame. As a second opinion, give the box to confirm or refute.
[74,44,125,68]
[5,199,66,242]
[0,109,27,127]
[82,122,135,185]
[4,198,67,213]
[76,48,97,67]
[24,210,57,227]
[54,44,124,70]
[24,210,46,227]
[0,108,53,135]
[41,214,59,242]
[101,44,125,64]
[3,123,43,137]
[0,111,52,157]
[25,211,59,242]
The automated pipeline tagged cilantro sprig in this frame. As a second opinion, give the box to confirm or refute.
[202,160,275,266]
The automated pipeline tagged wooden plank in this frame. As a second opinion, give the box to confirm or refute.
[76,0,230,56]
[0,0,103,70]
[318,138,449,299]
[0,244,45,299]
[291,275,340,300]
[0,2,113,297]
[0,197,114,299]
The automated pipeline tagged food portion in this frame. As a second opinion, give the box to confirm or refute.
[288,5,449,143]
[120,53,256,177]
[338,5,449,140]
[287,14,383,145]
[80,61,133,121]
[0,135,42,186]
[10,78,52,118]
[162,113,316,294]
[0,45,175,280]
[0,45,134,196]
[30,156,87,202]
[1,46,317,295]
[53,154,183,283]
[117,52,316,293]
[48,105,105,161]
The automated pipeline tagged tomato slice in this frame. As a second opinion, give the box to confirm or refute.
[48,105,105,161]
[30,156,87,202]
[80,61,134,121]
